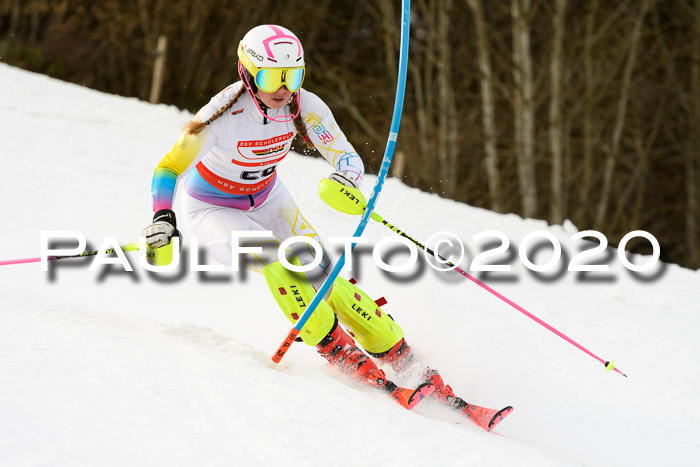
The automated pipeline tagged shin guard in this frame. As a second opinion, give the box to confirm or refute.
[262,260,335,346]
[327,277,404,355]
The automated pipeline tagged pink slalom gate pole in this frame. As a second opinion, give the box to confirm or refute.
[0,243,140,267]
[456,265,627,377]
[0,256,45,266]
[372,216,628,377]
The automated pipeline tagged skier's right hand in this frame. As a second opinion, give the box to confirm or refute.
[142,209,179,249]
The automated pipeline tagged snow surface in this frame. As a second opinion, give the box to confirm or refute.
[1,63,699,467]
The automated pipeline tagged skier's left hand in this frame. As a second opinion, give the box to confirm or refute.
[328,171,358,189]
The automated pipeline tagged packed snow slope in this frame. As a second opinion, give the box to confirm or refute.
[1,63,699,467]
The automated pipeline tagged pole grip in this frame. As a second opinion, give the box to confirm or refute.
[271,328,299,364]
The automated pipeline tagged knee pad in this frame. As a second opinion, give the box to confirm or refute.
[327,277,404,355]
[262,259,335,346]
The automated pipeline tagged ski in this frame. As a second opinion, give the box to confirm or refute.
[432,393,514,432]
[421,370,513,432]
[460,403,514,432]
[389,381,435,410]
[325,363,435,411]
[426,396,514,432]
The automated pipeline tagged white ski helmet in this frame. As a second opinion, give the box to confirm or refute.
[237,25,305,122]
[238,24,305,72]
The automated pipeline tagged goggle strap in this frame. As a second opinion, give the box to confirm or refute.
[239,63,301,123]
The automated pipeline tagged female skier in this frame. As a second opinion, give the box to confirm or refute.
[142,24,463,412]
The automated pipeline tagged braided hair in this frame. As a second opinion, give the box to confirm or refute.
[183,85,246,135]
[289,94,314,149]
[184,83,314,151]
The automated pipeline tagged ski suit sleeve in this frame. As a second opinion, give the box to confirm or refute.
[150,83,240,212]
[151,130,208,212]
[300,90,365,187]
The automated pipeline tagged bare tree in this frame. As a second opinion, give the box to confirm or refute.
[511,0,537,218]
[466,0,502,212]
[595,0,654,228]
[316,54,384,145]
[576,0,598,224]
[402,0,459,193]
[436,0,459,197]
[689,0,700,267]
[7,0,22,40]
[549,0,567,224]
[375,0,397,91]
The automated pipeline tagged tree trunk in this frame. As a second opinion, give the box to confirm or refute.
[689,0,700,267]
[511,0,537,218]
[149,35,167,104]
[576,0,598,224]
[595,0,653,228]
[377,0,397,92]
[436,0,458,197]
[7,0,22,41]
[421,0,435,178]
[409,0,440,188]
[467,0,502,212]
[29,0,41,44]
[391,151,406,179]
[409,61,431,183]
[549,0,567,224]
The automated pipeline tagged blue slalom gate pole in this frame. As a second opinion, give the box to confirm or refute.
[272,0,411,363]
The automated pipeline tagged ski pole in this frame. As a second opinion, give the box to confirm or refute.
[318,179,628,377]
[0,243,140,266]
[270,0,412,365]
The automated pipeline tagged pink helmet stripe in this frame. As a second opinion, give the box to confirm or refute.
[263,25,302,60]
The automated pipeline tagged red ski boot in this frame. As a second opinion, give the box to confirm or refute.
[316,320,383,383]
[371,338,414,374]
[423,369,460,406]
[317,321,434,409]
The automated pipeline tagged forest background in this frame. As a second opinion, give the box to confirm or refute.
[1,0,698,270]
